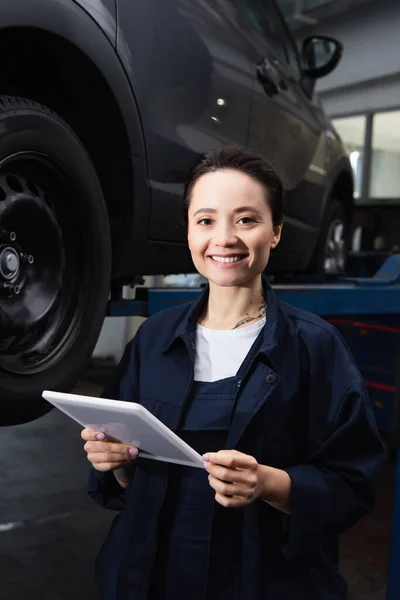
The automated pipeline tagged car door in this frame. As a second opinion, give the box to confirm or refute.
[233,0,328,269]
[117,0,254,243]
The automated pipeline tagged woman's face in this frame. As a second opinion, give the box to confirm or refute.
[187,169,282,287]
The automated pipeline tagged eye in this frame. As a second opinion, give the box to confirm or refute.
[198,218,213,226]
[238,216,257,224]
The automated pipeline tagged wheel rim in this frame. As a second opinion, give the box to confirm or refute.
[0,151,89,375]
[323,219,346,274]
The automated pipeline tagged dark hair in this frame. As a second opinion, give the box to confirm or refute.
[183,145,284,227]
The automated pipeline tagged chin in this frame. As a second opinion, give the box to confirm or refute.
[207,271,260,288]
[210,279,241,288]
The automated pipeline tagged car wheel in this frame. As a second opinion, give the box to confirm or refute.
[0,96,111,425]
[309,200,349,276]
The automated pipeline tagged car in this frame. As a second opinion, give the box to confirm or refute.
[0,0,353,425]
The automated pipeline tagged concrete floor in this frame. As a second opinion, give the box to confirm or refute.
[0,365,394,599]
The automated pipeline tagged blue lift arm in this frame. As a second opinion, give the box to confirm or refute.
[108,254,400,319]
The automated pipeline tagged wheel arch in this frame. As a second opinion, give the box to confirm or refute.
[0,0,146,276]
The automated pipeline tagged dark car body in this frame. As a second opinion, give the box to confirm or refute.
[1,0,352,278]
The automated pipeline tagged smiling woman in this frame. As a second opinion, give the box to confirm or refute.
[185,146,283,330]
[85,145,382,600]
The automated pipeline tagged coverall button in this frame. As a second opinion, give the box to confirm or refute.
[266,374,276,384]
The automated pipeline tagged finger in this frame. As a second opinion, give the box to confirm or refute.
[206,463,258,488]
[81,428,107,441]
[208,474,253,499]
[84,441,138,455]
[215,492,248,509]
[204,450,258,470]
[87,451,136,465]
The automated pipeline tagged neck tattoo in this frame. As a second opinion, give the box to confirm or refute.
[232,287,267,330]
[232,303,267,330]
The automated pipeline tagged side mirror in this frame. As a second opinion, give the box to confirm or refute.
[301,36,343,79]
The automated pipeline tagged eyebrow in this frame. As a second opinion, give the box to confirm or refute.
[193,206,263,217]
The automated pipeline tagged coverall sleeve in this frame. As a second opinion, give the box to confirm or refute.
[281,345,383,561]
[87,328,142,511]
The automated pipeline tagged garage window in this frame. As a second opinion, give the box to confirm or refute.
[332,115,366,201]
[370,111,400,204]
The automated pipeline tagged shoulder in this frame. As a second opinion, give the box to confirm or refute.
[143,300,194,331]
[280,301,340,340]
[278,300,360,375]
[277,301,365,401]
[132,300,195,347]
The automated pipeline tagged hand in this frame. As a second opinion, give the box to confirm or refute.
[203,450,265,508]
[81,428,139,472]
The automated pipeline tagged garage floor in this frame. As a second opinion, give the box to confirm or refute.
[0,365,394,600]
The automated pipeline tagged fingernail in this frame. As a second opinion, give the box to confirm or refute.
[202,454,209,461]
[203,461,208,469]
[96,433,105,440]
[129,448,138,457]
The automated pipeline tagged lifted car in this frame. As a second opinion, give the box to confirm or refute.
[0,0,353,425]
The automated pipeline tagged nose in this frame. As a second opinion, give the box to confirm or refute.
[212,221,238,247]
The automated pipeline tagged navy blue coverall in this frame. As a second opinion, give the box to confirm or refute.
[88,278,383,600]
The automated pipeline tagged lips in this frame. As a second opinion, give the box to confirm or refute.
[206,253,248,269]
[210,255,245,263]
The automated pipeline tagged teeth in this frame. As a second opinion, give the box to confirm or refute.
[211,256,242,263]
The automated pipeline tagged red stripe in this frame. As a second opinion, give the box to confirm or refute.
[365,380,395,393]
[329,318,400,334]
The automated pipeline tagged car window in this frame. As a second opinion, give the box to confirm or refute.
[234,0,288,64]
[235,0,302,77]
[272,0,302,77]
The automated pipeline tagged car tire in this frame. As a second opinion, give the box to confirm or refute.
[0,96,111,425]
[308,199,349,276]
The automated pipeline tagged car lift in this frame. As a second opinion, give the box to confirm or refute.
[108,253,400,600]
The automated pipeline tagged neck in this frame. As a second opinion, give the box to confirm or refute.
[200,276,266,330]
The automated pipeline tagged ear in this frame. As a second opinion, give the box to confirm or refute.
[270,224,283,249]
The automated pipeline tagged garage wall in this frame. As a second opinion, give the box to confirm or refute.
[93,316,128,363]
[92,277,159,364]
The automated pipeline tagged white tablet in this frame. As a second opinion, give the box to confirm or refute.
[42,390,203,469]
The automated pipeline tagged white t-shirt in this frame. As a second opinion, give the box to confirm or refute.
[194,317,266,382]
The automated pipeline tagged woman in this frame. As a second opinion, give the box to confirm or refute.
[83,146,383,600]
